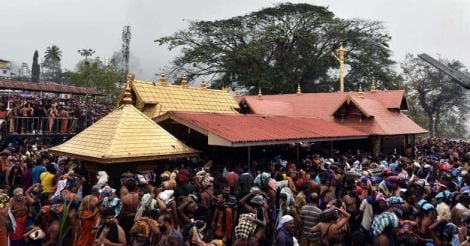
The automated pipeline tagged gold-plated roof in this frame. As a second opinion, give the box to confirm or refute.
[131,79,240,119]
[49,104,198,164]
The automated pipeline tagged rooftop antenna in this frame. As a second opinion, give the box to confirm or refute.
[121,25,132,88]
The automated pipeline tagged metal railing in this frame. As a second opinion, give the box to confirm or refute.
[7,116,79,134]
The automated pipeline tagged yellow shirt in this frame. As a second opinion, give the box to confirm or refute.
[40,172,55,193]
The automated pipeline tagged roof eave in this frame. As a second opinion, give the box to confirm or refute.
[48,149,199,164]
[229,135,369,147]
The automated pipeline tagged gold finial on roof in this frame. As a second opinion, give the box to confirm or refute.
[332,42,346,93]
[181,74,188,88]
[235,88,241,96]
[370,79,377,93]
[159,72,167,85]
[257,87,262,100]
[296,82,302,95]
[200,79,207,89]
[121,73,134,105]
[225,85,231,93]
[358,84,364,99]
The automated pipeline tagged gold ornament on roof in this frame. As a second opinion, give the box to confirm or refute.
[127,73,135,83]
[370,79,377,93]
[225,85,231,93]
[120,73,134,105]
[181,74,189,88]
[159,72,167,85]
[200,79,207,89]
[332,42,346,93]
[296,82,302,95]
[358,85,364,99]
[235,88,241,96]
[257,87,263,100]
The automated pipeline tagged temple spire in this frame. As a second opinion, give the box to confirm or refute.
[159,72,167,85]
[257,87,262,100]
[370,79,377,93]
[120,73,134,105]
[181,74,188,88]
[358,84,364,99]
[200,79,207,89]
[296,82,302,95]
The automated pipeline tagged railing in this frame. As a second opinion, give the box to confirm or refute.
[6,117,79,135]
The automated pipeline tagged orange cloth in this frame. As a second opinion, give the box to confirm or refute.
[60,118,69,133]
[214,207,232,239]
[225,172,239,187]
[75,210,98,246]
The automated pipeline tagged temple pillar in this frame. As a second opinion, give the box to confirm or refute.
[371,136,382,155]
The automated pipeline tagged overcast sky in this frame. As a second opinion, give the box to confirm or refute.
[1,0,469,81]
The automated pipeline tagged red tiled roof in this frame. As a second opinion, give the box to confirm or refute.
[155,112,368,147]
[0,80,98,95]
[242,90,427,136]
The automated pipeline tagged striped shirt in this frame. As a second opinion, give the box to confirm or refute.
[300,204,322,241]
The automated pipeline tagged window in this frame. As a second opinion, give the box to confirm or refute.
[2,70,6,74]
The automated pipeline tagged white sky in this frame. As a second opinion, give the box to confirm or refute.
[1,0,469,81]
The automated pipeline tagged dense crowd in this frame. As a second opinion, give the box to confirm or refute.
[0,138,467,246]
[1,95,114,133]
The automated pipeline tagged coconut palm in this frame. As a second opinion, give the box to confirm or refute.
[43,45,63,81]
[44,45,62,62]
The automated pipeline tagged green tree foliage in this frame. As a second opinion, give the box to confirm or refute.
[31,50,40,82]
[42,45,63,82]
[401,54,469,138]
[155,3,399,94]
[63,57,122,100]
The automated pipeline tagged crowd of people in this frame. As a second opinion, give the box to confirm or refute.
[0,137,467,246]
[0,95,114,134]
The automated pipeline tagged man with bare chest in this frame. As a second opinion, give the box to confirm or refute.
[118,179,140,242]
[9,188,31,245]
[0,194,10,246]
[76,186,100,246]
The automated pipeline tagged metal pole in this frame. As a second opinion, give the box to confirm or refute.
[296,143,300,166]
[330,141,333,156]
[247,146,251,173]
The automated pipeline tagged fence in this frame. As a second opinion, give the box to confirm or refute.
[6,117,79,134]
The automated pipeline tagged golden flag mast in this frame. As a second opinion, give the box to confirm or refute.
[332,43,346,92]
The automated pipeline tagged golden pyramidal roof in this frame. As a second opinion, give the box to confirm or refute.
[130,79,240,119]
[49,104,198,164]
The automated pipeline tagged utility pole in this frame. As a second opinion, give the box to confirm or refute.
[121,25,131,88]
[77,49,95,64]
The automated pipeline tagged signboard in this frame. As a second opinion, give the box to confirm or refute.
[0,61,10,69]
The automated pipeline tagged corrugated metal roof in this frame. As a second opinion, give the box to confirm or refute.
[242,90,427,136]
[156,112,368,147]
[49,104,198,163]
[130,80,240,118]
[0,80,97,95]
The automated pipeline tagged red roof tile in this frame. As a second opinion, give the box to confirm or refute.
[0,80,98,95]
[156,112,368,146]
[242,90,427,136]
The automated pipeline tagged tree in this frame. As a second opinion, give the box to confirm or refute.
[63,57,121,101]
[45,45,62,62]
[155,3,399,94]
[31,50,40,82]
[42,45,63,82]
[401,54,469,138]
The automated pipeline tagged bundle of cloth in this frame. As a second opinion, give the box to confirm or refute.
[161,171,177,189]
[194,170,213,189]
